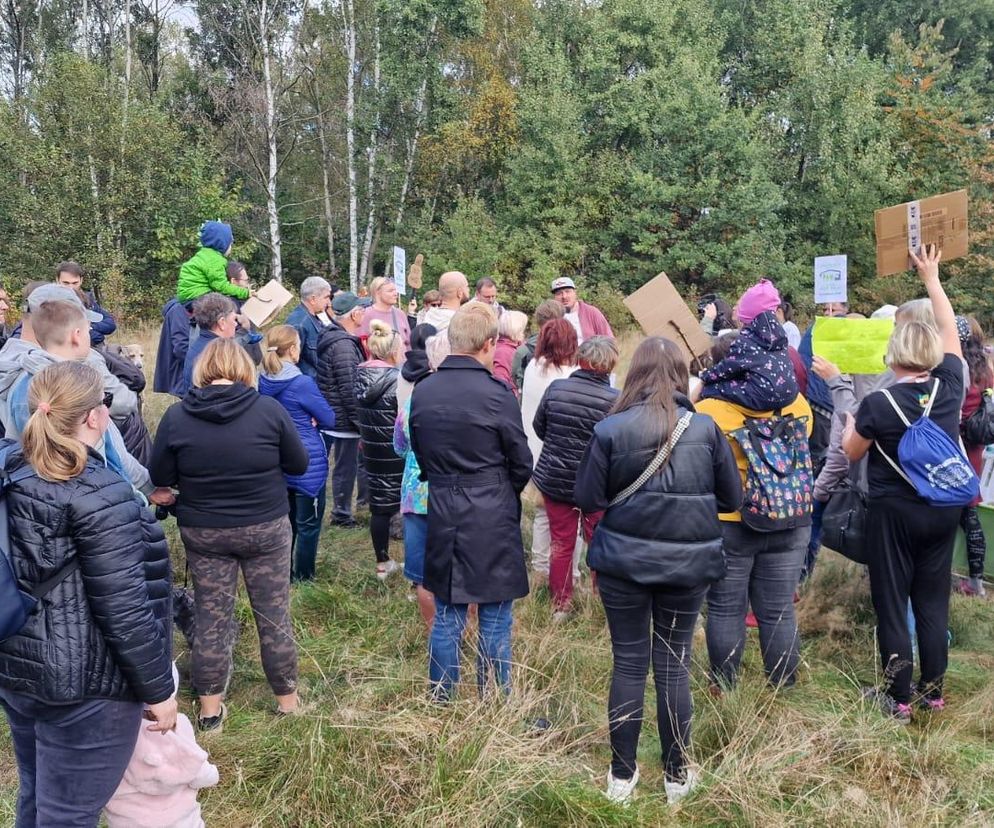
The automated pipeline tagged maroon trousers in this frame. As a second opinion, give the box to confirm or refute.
[544,495,603,610]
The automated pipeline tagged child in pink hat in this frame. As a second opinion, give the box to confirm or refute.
[104,665,219,828]
[700,279,799,410]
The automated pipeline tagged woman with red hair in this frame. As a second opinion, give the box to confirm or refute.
[521,318,580,589]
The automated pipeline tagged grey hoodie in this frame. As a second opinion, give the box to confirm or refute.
[0,341,151,494]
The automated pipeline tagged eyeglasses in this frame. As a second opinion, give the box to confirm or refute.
[427,302,441,308]
[102,392,114,410]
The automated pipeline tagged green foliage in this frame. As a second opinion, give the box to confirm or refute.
[0,55,246,321]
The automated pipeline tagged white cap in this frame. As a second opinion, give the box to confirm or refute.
[871,304,898,319]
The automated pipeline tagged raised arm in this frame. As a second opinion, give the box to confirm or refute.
[911,244,960,359]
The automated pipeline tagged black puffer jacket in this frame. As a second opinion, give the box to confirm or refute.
[532,370,619,502]
[0,450,173,704]
[355,361,404,513]
[575,398,743,588]
[317,321,365,433]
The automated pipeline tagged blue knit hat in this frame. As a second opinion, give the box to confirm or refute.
[200,221,233,254]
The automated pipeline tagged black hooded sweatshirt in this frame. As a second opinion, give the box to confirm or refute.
[149,383,308,528]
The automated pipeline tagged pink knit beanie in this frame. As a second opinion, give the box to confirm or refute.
[736,279,781,325]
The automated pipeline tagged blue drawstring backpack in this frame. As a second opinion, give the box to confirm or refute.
[875,378,980,507]
[0,440,79,641]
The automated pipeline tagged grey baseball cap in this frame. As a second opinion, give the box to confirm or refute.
[26,284,102,323]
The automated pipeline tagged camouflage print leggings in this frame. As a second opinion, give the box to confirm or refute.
[181,515,298,697]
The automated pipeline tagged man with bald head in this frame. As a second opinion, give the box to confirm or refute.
[421,271,470,332]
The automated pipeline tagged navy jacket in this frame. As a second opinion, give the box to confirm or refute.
[799,324,833,411]
[153,299,193,396]
[87,291,116,346]
[286,304,325,379]
[180,329,219,397]
[410,355,533,604]
[259,364,336,497]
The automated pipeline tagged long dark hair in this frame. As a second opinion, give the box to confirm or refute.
[963,316,992,388]
[612,337,686,448]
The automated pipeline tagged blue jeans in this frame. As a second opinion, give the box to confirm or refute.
[429,599,514,700]
[706,522,807,688]
[289,486,326,580]
[403,513,428,585]
[0,690,142,827]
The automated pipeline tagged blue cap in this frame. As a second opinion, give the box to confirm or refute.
[200,221,233,254]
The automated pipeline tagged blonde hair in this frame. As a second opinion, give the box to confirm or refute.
[885,320,942,373]
[32,301,88,350]
[895,298,934,327]
[261,325,300,376]
[22,361,103,482]
[367,319,401,362]
[368,276,389,302]
[498,310,528,343]
[448,302,498,355]
[193,337,257,388]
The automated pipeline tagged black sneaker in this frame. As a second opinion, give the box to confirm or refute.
[862,687,911,725]
[197,702,227,734]
[330,516,360,529]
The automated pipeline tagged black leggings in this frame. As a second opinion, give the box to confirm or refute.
[961,506,986,579]
[370,512,393,563]
[598,573,706,783]
[868,496,960,703]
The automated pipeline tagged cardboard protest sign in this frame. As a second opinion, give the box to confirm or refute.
[814,255,847,303]
[407,253,424,290]
[239,279,293,328]
[624,271,712,368]
[812,316,894,375]
[874,189,969,277]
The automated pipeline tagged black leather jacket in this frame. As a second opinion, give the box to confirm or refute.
[0,451,173,704]
[354,363,404,512]
[532,369,618,502]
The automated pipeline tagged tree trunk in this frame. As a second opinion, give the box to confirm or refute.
[260,0,283,282]
[316,106,337,276]
[394,18,436,230]
[121,0,131,146]
[358,23,380,283]
[343,0,358,293]
[81,0,89,58]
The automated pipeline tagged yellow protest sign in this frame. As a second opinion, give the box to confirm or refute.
[811,317,894,375]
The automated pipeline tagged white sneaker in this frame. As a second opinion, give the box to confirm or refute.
[664,767,700,805]
[376,560,399,581]
[605,766,639,804]
[551,610,570,625]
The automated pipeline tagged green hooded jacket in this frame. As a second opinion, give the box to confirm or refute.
[176,247,249,303]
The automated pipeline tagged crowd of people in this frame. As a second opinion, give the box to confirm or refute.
[0,216,986,822]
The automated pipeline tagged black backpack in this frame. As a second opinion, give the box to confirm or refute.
[0,441,80,641]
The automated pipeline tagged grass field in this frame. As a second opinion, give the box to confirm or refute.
[2,327,994,826]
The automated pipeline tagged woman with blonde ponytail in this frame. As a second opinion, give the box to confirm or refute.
[259,325,336,581]
[0,361,175,825]
[356,319,405,578]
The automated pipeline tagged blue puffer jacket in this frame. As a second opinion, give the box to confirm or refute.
[259,362,335,497]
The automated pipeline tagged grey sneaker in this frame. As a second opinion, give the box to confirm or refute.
[862,687,911,725]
